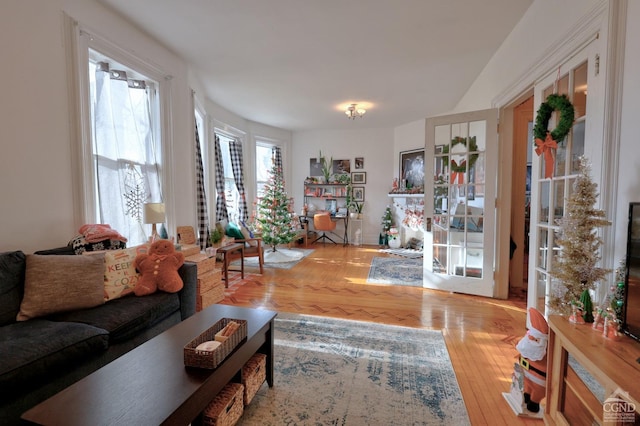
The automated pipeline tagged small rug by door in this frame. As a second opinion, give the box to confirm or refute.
[239,313,469,425]
[367,256,423,287]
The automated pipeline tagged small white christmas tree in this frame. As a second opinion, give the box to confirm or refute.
[549,156,611,315]
[254,161,297,253]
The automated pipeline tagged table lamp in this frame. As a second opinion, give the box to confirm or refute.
[144,202,165,240]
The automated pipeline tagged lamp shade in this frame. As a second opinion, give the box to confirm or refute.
[143,203,165,224]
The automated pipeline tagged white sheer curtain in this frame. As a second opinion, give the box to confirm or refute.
[92,61,162,246]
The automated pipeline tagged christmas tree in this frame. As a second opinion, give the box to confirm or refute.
[254,162,297,252]
[549,156,611,315]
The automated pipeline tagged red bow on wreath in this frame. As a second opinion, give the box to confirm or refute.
[535,133,558,179]
[450,160,466,184]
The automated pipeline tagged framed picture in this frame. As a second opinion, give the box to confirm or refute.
[400,149,425,189]
[353,186,365,202]
[351,171,366,184]
[355,157,364,169]
[309,158,323,177]
[332,159,350,174]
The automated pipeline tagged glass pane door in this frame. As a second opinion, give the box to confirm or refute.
[528,58,589,316]
[424,109,497,297]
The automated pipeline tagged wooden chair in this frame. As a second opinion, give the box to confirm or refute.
[227,238,264,274]
[312,212,337,245]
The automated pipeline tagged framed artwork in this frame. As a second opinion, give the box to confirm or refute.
[351,171,366,184]
[309,158,323,176]
[353,186,365,202]
[355,157,364,169]
[400,149,425,189]
[332,159,350,174]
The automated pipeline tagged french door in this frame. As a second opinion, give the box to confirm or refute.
[423,109,498,297]
[527,44,601,317]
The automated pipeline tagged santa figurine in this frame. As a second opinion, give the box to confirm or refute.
[515,307,549,413]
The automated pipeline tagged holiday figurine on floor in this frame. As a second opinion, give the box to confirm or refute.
[516,308,549,414]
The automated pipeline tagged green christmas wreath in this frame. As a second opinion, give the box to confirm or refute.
[441,136,479,173]
[533,93,575,143]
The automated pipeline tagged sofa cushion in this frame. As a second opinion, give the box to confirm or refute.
[0,251,26,326]
[46,292,180,343]
[103,245,149,301]
[17,254,105,321]
[0,319,108,393]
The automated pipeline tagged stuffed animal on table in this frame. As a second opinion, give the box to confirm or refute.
[515,307,549,413]
[133,240,185,296]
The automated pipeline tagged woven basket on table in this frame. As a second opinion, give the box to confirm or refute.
[203,382,244,426]
[184,318,248,369]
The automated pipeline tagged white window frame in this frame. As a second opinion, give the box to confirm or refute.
[66,15,175,235]
[212,122,246,224]
[255,137,284,199]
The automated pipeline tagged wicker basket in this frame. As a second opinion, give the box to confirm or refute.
[241,353,266,405]
[197,285,224,311]
[184,318,247,369]
[203,382,244,426]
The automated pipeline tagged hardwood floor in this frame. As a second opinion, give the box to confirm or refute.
[220,244,542,425]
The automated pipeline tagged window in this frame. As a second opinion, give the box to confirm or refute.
[256,144,273,198]
[256,139,283,198]
[216,133,241,224]
[74,25,170,247]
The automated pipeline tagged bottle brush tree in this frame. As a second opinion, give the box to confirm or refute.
[549,156,611,317]
[254,161,297,252]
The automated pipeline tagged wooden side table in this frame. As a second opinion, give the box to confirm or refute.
[217,243,244,287]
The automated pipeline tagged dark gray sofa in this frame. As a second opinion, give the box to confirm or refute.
[0,248,197,425]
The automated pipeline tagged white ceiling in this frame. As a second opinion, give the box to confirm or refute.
[98,0,532,132]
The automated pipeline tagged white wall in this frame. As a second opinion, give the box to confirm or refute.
[292,128,394,244]
[615,1,640,257]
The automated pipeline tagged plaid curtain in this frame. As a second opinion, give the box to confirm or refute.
[273,146,283,177]
[194,121,209,249]
[214,134,228,222]
[229,138,249,222]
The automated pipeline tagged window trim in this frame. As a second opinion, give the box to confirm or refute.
[66,14,175,232]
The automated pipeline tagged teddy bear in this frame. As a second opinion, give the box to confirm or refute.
[515,307,549,413]
[133,239,185,296]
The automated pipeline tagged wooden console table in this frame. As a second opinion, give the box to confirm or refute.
[545,315,640,425]
[21,305,277,426]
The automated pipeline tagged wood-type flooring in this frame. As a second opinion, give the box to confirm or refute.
[220,244,540,425]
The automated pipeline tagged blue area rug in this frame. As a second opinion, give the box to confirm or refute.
[367,256,423,286]
[240,313,469,425]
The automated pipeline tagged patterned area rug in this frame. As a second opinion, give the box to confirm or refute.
[240,313,469,425]
[232,248,314,270]
[367,256,423,287]
[379,247,424,259]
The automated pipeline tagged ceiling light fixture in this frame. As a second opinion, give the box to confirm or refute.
[345,103,366,119]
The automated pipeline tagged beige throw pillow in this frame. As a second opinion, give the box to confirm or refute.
[103,245,149,301]
[17,254,105,321]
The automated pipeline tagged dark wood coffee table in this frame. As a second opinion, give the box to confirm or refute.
[21,305,277,426]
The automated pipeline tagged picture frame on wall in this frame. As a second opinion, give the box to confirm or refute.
[332,159,351,174]
[355,157,364,169]
[351,171,366,184]
[353,186,365,202]
[400,149,425,189]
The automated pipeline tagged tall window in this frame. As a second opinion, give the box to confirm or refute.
[72,21,169,247]
[256,140,283,198]
[256,144,273,198]
[216,133,241,224]
[88,55,162,246]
